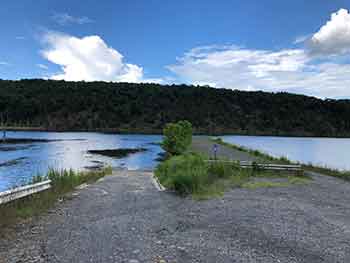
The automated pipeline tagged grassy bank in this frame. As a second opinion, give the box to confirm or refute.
[213,137,350,181]
[0,167,112,228]
[212,138,291,164]
[155,153,309,199]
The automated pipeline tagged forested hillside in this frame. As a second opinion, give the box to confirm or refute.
[1,79,350,136]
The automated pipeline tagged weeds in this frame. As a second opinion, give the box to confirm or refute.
[0,166,112,228]
[155,152,307,199]
[242,176,310,189]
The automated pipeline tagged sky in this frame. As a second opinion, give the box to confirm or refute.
[1,0,350,98]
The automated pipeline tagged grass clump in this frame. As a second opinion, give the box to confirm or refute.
[155,152,310,199]
[0,166,112,228]
[242,181,291,189]
[303,164,350,181]
[242,176,310,189]
[155,153,209,195]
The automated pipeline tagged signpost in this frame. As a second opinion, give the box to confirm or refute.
[213,143,218,160]
[2,129,6,142]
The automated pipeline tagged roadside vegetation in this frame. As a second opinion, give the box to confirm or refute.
[155,152,309,199]
[213,137,350,181]
[0,167,112,228]
[156,121,309,199]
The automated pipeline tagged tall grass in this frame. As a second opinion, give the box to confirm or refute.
[155,153,209,195]
[155,151,310,199]
[0,167,112,228]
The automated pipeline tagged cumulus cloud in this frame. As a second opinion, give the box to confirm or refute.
[41,32,150,82]
[52,13,94,26]
[168,45,350,98]
[168,8,350,98]
[309,8,350,55]
[0,61,9,66]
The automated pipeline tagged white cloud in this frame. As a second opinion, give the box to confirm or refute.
[309,8,350,55]
[167,9,350,98]
[15,36,25,40]
[0,61,9,66]
[168,45,350,98]
[41,32,154,83]
[36,64,48,70]
[294,35,310,45]
[52,13,94,26]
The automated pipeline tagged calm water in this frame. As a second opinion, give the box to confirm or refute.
[2,132,350,192]
[0,131,163,191]
[220,135,350,171]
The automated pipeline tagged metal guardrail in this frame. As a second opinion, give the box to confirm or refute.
[0,180,52,205]
[206,160,302,172]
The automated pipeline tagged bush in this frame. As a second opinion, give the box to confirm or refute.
[155,153,248,197]
[208,161,240,180]
[162,120,192,156]
[155,153,208,195]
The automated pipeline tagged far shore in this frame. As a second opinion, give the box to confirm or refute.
[2,126,350,138]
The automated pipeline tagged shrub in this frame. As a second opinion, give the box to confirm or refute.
[208,161,240,180]
[155,153,208,195]
[155,153,248,197]
[162,120,192,156]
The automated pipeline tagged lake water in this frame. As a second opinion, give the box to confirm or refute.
[1,132,350,192]
[220,135,350,171]
[0,131,163,191]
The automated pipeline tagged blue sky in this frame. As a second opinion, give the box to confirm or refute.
[1,0,350,98]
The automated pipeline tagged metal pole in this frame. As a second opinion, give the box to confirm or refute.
[2,129,6,142]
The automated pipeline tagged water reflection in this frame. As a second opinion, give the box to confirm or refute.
[0,131,163,191]
[220,135,350,170]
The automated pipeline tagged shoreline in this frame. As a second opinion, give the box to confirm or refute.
[212,137,350,181]
[2,126,350,138]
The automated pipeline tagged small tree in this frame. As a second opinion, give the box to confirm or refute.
[162,120,193,156]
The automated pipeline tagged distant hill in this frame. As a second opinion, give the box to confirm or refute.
[1,79,350,137]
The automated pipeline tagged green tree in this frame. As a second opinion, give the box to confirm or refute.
[162,120,193,156]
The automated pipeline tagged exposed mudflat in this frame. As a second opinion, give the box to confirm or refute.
[87,148,147,158]
[1,169,350,263]
[0,157,27,167]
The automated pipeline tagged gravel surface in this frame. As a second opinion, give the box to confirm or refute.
[191,136,260,162]
[1,169,350,263]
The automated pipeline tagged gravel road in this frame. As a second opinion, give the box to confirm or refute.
[191,136,261,162]
[1,168,350,263]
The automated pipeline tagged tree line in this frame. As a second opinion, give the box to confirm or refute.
[1,79,350,137]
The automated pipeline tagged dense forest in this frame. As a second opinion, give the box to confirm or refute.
[1,79,350,137]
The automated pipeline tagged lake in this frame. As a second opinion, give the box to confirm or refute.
[1,132,350,192]
[0,131,163,191]
[220,135,350,171]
